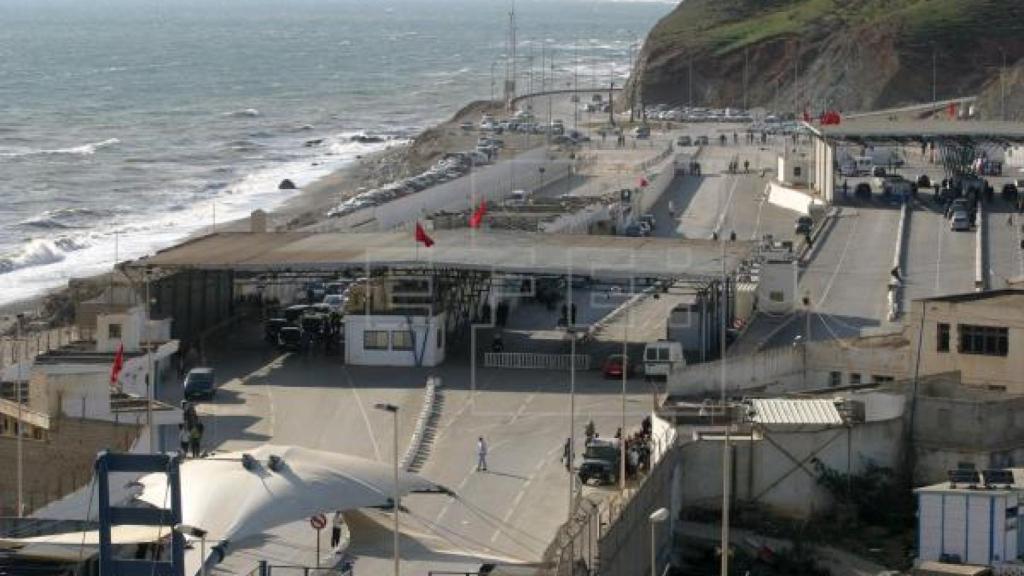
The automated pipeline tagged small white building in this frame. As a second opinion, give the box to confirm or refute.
[777,150,810,187]
[344,312,446,367]
[916,478,1021,566]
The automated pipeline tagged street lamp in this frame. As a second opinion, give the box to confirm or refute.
[374,402,401,576]
[14,313,24,517]
[173,524,208,576]
[649,507,669,576]
[144,267,155,453]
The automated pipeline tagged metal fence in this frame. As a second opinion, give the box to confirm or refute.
[0,326,86,371]
[543,495,604,576]
[483,352,591,371]
[246,562,352,576]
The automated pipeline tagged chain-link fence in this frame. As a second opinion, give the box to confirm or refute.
[542,495,604,576]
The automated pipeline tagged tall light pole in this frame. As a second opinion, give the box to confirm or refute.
[719,227,730,576]
[649,507,669,576]
[931,43,937,105]
[567,280,576,519]
[619,302,628,492]
[1001,50,1008,121]
[15,313,24,517]
[145,268,155,453]
[491,61,497,102]
[374,403,401,576]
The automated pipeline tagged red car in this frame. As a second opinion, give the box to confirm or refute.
[602,354,635,378]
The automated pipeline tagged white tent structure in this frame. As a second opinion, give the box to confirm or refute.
[3,445,531,575]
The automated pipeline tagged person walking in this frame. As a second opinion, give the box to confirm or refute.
[476,437,488,472]
[189,421,203,459]
[562,437,573,472]
[331,510,344,549]
[178,424,190,458]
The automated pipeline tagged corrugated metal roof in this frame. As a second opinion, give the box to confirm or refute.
[749,398,844,426]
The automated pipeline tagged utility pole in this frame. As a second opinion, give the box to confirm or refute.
[15,314,24,517]
[793,39,800,115]
[490,61,496,102]
[931,43,937,105]
[1002,50,1008,121]
[573,38,579,131]
[145,269,155,453]
[744,46,749,111]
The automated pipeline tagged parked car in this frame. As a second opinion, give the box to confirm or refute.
[264,318,290,343]
[460,121,474,131]
[183,367,216,401]
[950,210,971,231]
[639,213,656,230]
[1002,182,1018,201]
[675,135,692,147]
[795,215,814,235]
[917,174,932,188]
[577,438,621,486]
[601,354,636,378]
[277,326,304,351]
[854,182,872,198]
[323,294,347,314]
[643,341,685,381]
[624,223,646,237]
[632,124,651,139]
[284,304,311,323]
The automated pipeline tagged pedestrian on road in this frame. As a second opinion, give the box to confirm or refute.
[331,510,344,549]
[189,422,203,459]
[562,437,573,472]
[476,437,488,472]
[178,424,189,457]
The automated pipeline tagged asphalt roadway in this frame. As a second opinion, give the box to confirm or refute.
[160,317,651,574]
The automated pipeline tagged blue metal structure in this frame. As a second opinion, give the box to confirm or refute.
[95,451,185,576]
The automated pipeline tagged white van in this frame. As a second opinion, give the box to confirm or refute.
[643,341,685,380]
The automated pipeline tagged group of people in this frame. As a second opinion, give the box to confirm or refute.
[178,401,205,458]
[680,160,703,176]
[620,418,654,480]
[726,159,750,174]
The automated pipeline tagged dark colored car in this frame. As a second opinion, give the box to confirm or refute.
[1002,183,1018,201]
[577,439,620,485]
[264,318,290,343]
[916,174,932,188]
[602,354,636,378]
[855,182,872,198]
[795,216,814,235]
[183,367,216,401]
[284,305,311,323]
[277,326,304,351]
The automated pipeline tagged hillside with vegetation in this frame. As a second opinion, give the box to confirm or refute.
[634,0,1024,114]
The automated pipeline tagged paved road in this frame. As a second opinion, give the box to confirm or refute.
[163,318,652,574]
[903,202,978,304]
[986,199,1024,289]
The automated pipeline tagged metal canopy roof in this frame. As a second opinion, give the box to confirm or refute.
[133,230,752,280]
[748,398,844,427]
[808,119,1024,146]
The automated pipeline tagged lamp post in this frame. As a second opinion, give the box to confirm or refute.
[374,403,401,576]
[567,282,576,521]
[145,268,155,453]
[649,507,669,576]
[620,302,628,493]
[14,313,24,517]
[173,524,208,576]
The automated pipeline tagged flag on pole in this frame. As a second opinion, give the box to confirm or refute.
[947,102,957,119]
[468,201,487,229]
[110,343,124,387]
[638,176,649,188]
[415,222,434,247]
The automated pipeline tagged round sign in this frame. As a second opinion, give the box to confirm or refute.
[310,513,327,531]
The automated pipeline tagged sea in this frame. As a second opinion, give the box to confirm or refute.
[0,0,673,308]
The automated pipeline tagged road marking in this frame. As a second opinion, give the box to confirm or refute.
[818,212,859,307]
[490,441,564,545]
[342,368,382,462]
[713,175,741,236]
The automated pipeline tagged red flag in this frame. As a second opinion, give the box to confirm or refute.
[947,102,957,119]
[802,108,812,123]
[468,201,487,229]
[110,343,124,386]
[415,222,434,247]
[639,176,649,188]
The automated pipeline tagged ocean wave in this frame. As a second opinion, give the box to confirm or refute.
[0,138,120,158]
[0,237,89,274]
[19,207,113,230]
[224,108,260,118]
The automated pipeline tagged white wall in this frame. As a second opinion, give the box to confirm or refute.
[96,306,145,353]
[757,259,798,315]
[767,181,824,215]
[918,490,1019,565]
[345,313,446,367]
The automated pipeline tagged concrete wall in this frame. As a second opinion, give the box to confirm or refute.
[668,333,910,398]
[676,417,904,519]
[906,295,1024,393]
[0,417,139,515]
[344,313,446,367]
[96,306,145,353]
[757,259,799,315]
[768,181,824,215]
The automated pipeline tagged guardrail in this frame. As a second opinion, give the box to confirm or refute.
[401,376,442,473]
[483,352,591,371]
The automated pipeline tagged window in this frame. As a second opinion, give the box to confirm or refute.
[958,324,1008,356]
[849,373,862,385]
[829,371,841,387]
[108,323,122,339]
[391,330,414,351]
[363,330,389,350]
[793,166,802,178]
[936,323,950,352]
[873,375,894,384]
[769,291,785,302]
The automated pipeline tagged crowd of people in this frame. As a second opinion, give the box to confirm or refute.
[178,401,205,458]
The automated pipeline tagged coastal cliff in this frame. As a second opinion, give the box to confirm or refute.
[633,0,1024,114]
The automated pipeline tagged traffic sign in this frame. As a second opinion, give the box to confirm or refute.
[310,513,327,531]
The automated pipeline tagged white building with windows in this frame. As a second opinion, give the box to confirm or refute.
[906,291,1024,394]
[344,312,446,367]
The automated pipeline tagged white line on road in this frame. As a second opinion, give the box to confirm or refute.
[818,212,859,307]
[342,368,382,462]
